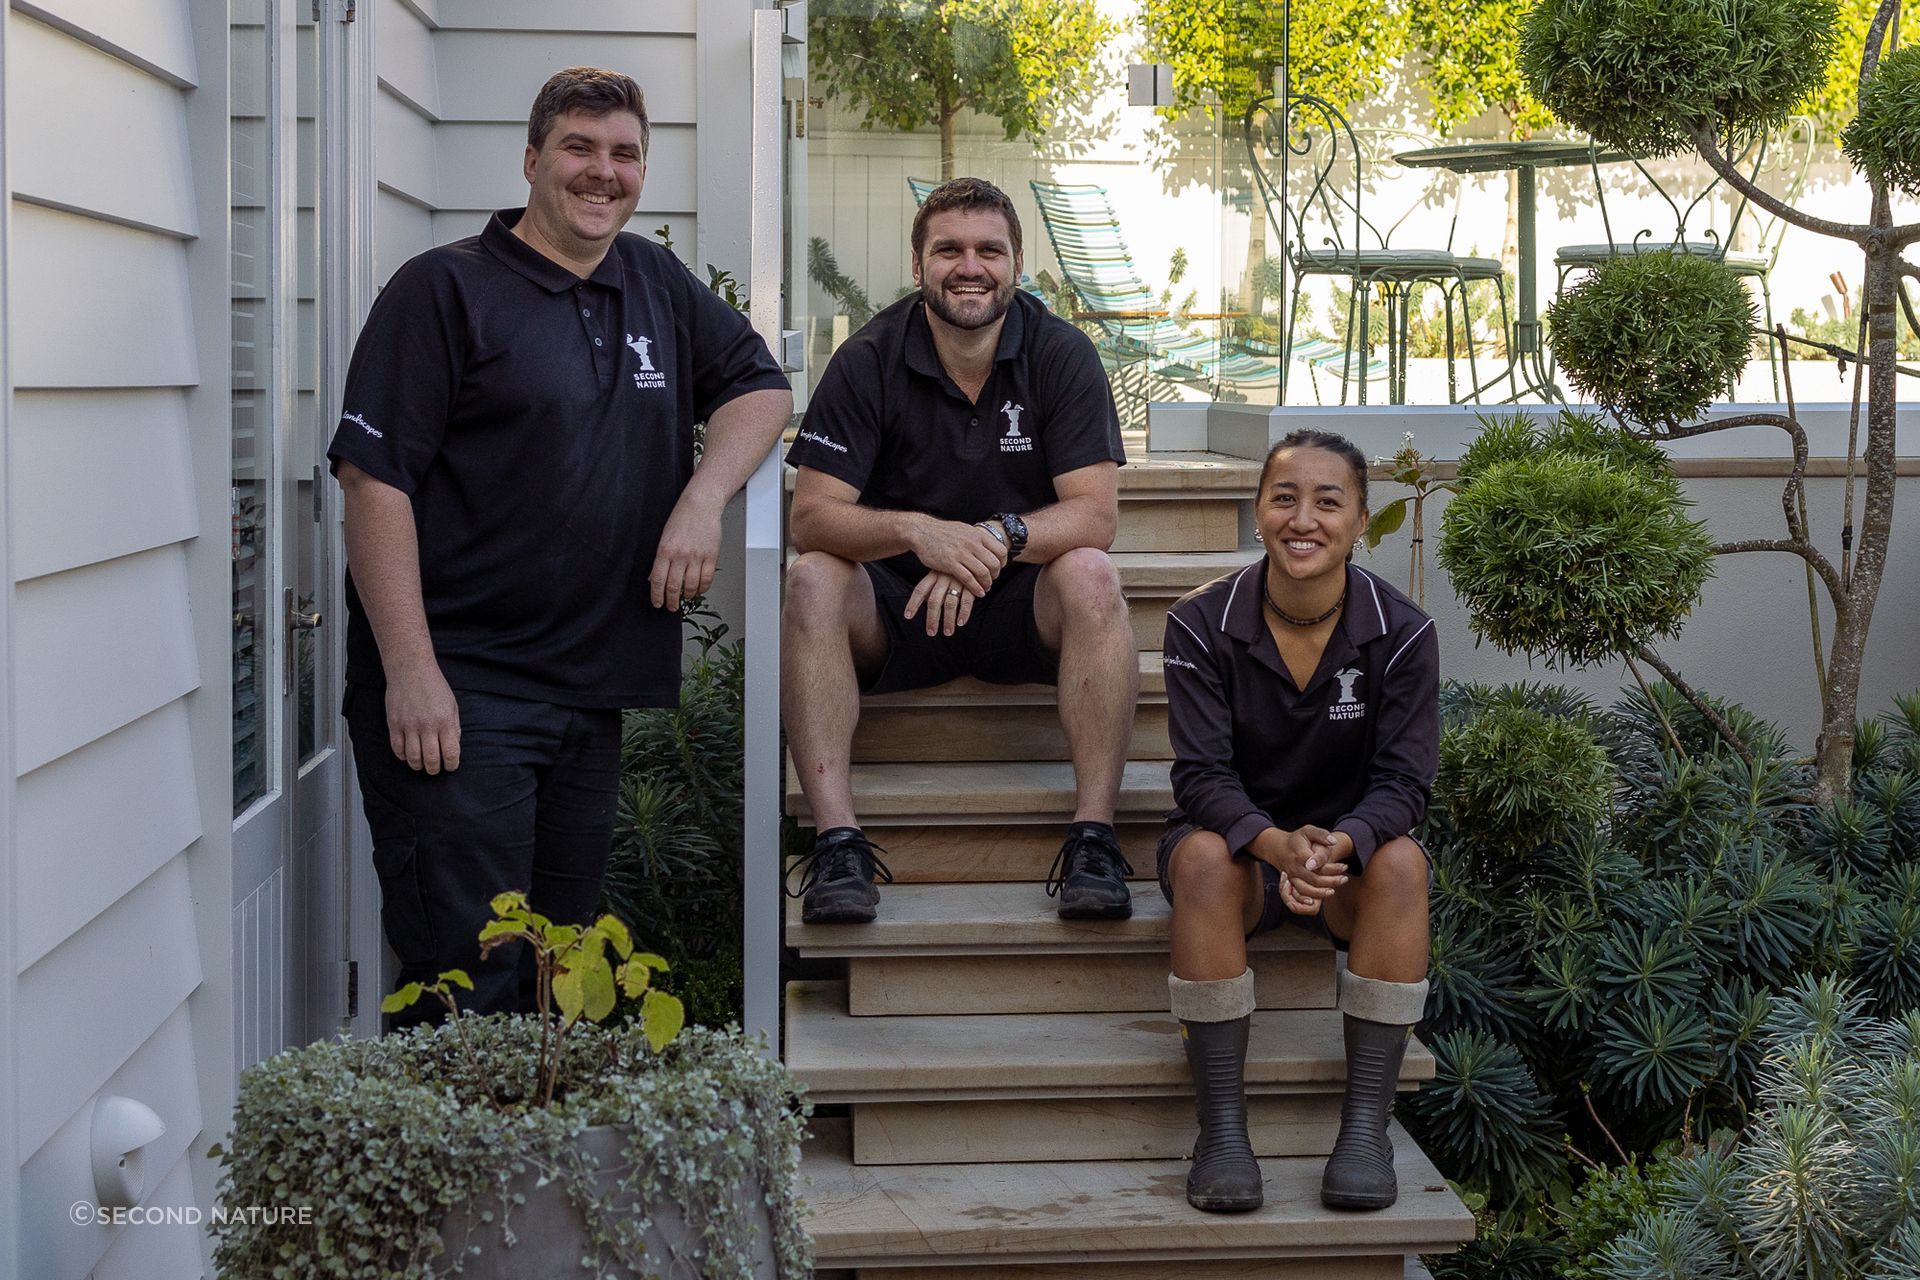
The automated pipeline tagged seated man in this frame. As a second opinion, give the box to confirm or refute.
[783,177,1137,924]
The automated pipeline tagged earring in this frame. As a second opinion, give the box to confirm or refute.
[1253,531,1263,542]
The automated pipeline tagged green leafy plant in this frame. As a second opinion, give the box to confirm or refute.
[1139,0,1410,118]
[1519,0,1919,803]
[214,896,804,1279]
[1366,432,1460,609]
[1548,253,1758,432]
[1437,432,1715,670]
[383,891,686,1105]
[808,235,875,331]
[1521,0,1837,158]
[1405,675,1920,1279]
[808,0,1114,180]
[603,613,747,1029]
[1596,977,1920,1280]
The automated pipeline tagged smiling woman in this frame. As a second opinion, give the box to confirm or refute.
[1157,428,1440,1215]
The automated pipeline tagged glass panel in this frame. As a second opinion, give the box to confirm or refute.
[295,3,324,763]
[231,2,272,814]
[803,1,1226,432]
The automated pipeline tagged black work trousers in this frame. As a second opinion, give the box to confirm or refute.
[344,683,622,1029]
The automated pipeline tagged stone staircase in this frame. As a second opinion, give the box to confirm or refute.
[782,439,1474,1277]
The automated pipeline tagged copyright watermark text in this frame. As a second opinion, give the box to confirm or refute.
[70,1201,313,1227]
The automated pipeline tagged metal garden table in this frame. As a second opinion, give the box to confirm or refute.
[1395,139,1630,402]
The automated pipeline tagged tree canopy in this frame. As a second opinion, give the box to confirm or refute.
[1137,0,1409,119]
[808,0,1114,180]
[1405,0,1553,139]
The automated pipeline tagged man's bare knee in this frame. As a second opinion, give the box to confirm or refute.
[1042,547,1125,620]
[784,552,861,629]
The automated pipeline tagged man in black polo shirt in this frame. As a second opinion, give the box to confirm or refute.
[327,67,790,1024]
[782,177,1136,924]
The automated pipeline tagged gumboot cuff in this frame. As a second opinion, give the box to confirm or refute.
[1338,972,1429,1026]
[1169,968,1257,1023]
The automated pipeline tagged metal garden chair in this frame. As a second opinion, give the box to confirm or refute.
[1245,93,1513,405]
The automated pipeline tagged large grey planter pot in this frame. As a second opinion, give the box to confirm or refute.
[437,1125,779,1278]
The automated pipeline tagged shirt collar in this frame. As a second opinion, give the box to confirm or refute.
[481,208,627,293]
[1223,561,1391,649]
[903,291,1030,383]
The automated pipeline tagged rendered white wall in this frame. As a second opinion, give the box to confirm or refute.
[1205,401,1920,745]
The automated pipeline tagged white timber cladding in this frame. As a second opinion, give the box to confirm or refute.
[6,0,232,1276]
[0,5,19,1278]
[372,0,703,280]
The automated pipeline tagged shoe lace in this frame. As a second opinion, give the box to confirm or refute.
[784,832,894,899]
[1045,828,1133,898]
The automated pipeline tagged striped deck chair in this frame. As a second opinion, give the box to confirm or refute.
[1027,180,1381,404]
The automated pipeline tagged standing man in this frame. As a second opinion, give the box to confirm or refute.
[328,67,791,1023]
[782,177,1137,924]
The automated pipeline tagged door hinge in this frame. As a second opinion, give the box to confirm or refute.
[343,0,356,21]
[316,0,355,20]
[346,960,359,1021]
[312,463,324,523]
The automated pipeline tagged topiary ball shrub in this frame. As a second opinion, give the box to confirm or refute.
[1844,45,1920,200]
[1520,0,1837,156]
[1458,409,1671,484]
[1547,253,1756,431]
[1437,699,1614,857]
[1437,452,1715,667]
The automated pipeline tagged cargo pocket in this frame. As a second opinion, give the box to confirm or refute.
[361,788,438,968]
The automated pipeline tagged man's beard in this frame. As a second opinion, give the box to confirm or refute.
[921,277,1016,330]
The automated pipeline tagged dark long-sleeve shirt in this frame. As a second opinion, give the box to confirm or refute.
[1161,560,1440,868]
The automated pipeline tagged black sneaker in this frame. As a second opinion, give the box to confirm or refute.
[787,827,893,924]
[1045,823,1133,919]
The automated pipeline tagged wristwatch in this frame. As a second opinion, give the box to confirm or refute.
[995,512,1029,559]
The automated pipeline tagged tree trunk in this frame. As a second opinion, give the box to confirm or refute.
[939,106,956,181]
[1816,236,1905,800]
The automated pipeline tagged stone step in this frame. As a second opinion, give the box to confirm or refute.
[786,881,1312,958]
[785,982,1433,1104]
[802,1119,1475,1269]
[855,1093,1346,1165]
[787,882,1335,1015]
[861,651,1167,709]
[854,702,1171,763]
[845,952,1332,1016]
[1113,550,1250,651]
[855,1262,1408,1280]
[786,759,1173,828]
[819,822,1165,884]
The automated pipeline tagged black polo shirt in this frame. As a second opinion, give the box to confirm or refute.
[327,208,788,708]
[784,290,1125,582]
[1162,561,1440,869]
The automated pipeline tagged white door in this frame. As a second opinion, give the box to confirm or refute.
[229,0,350,1070]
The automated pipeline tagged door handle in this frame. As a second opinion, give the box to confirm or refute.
[289,609,323,631]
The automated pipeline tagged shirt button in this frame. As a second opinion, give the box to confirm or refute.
[970,417,979,426]
[593,337,603,346]
[581,308,591,317]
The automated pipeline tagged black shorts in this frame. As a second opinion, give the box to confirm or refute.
[1155,817,1433,942]
[862,559,1058,695]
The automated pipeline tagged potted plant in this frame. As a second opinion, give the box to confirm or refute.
[210,894,811,1279]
